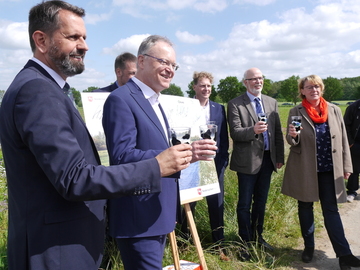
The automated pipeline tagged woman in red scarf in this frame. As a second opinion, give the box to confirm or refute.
[281,75,360,269]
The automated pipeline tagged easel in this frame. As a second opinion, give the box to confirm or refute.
[168,197,208,270]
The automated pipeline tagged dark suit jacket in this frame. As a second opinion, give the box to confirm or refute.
[209,100,229,176]
[93,82,118,92]
[227,93,284,174]
[344,99,360,145]
[0,60,162,270]
[103,79,180,238]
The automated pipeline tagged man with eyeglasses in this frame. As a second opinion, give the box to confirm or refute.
[102,35,217,270]
[227,67,284,260]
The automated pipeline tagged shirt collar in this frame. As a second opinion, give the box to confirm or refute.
[246,91,262,102]
[31,57,66,89]
[131,76,160,105]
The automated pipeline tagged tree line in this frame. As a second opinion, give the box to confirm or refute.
[3,75,359,108]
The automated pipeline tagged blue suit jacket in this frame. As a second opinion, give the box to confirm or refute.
[209,100,229,176]
[103,79,180,238]
[0,61,162,270]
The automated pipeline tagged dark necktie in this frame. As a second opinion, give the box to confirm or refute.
[63,83,76,107]
[254,97,269,150]
[63,82,70,94]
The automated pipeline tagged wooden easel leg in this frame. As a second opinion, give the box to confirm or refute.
[184,203,208,270]
[169,231,180,270]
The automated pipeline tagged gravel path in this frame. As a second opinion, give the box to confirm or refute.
[289,196,360,270]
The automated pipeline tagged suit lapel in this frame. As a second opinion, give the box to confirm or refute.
[27,60,101,163]
[127,80,169,144]
[242,94,258,123]
[209,101,217,122]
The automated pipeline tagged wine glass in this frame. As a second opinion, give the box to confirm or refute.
[199,124,217,158]
[168,127,191,146]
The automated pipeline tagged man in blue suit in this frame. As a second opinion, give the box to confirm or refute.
[0,2,192,269]
[93,52,137,92]
[180,71,229,260]
[102,35,217,269]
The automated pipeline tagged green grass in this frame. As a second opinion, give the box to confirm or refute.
[0,103,350,269]
[0,152,8,270]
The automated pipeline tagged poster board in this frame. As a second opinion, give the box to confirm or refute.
[160,95,220,204]
[81,93,220,204]
[81,92,110,166]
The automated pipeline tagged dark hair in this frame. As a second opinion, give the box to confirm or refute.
[114,52,137,71]
[137,35,173,56]
[28,0,85,52]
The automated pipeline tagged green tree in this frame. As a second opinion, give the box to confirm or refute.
[186,81,195,98]
[217,76,245,103]
[162,83,184,97]
[83,86,99,92]
[271,81,282,99]
[261,77,274,97]
[323,76,343,102]
[71,88,82,107]
[186,81,217,101]
[0,90,5,107]
[279,75,300,105]
[355,85,360,99]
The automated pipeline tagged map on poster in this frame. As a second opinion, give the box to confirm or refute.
[81,92,220,204]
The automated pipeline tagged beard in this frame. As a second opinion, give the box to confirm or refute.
[49,44,85,77]
[248,86,262,96]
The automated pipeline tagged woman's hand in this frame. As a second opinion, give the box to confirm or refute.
[288,124,301,139]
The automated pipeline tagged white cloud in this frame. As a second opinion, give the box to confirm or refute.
[67,67,108,91]
[176,0,360,90]
[85,11,113,25]
[112,0,226,13]
[102,34,150,56]
[0,49,32,90]
[233,0,276,6]
[0,20,29,50]
[193,0,228,13]
[176,31,214,44]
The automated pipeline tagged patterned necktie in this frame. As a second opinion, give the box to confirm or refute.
[254,97,269,150]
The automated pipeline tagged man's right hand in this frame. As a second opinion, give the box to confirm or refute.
[155,144,192,177]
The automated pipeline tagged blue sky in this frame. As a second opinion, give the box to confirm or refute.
[1,0,360,94]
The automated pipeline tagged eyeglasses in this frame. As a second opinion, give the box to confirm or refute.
[304,85,321,90]
[143,54,179,71]
[244,76,264,82]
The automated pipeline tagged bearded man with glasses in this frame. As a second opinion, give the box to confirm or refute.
[227,67,284,260]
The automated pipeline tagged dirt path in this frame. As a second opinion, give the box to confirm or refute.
[288,196,360,270]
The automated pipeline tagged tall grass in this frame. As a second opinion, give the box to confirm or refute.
[0,103,348,269]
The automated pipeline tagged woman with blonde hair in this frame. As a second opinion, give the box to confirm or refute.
[282,75,360,269]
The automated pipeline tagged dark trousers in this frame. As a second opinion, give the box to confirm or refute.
[298,171,351,257]
[180,165,226,243]
[347,143,360,195]
[236,151,274,243]
[116,235,166,270]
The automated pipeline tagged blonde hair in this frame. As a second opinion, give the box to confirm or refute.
[193,71,214,85]
[298,74,324,99]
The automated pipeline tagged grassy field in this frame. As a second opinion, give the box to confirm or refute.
[0,102,351,269]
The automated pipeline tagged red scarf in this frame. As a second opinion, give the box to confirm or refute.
[301,97,328,123]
